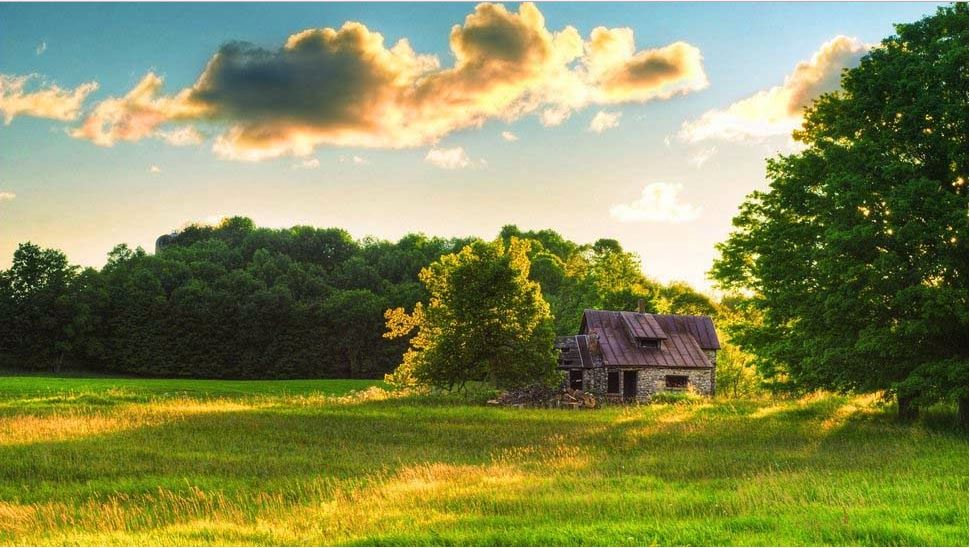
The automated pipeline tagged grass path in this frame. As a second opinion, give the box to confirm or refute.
[0,374,965,545]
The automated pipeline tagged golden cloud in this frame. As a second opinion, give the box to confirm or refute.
[70,73,205,146]
[679,35,868,143]
[0,74,98,124]
[73,2,708,160]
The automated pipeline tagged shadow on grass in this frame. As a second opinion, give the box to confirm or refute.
[0,393,966,546]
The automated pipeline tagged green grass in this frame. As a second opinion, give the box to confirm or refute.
[0,374,965,546]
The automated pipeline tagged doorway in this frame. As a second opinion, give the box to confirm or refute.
[623,370,637,399]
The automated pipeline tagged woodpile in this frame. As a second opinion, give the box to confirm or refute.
[487,386,598,409]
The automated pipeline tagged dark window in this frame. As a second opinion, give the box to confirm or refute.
[665,375,688,390]
[607,371,620,394]
[561,359,574,366]
[637,338,661,349]
[569,369,583,390]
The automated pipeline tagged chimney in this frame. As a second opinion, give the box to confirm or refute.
[637,298,645,314]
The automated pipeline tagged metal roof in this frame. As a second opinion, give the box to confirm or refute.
[577,309,718,368]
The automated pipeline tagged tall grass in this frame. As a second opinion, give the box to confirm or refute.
[0,375,965,546]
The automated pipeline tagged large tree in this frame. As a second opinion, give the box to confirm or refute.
[384,238,558,390]
[711,4,968,418]
[0,243,80,370]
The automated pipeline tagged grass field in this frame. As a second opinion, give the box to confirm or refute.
[0,374,966,546]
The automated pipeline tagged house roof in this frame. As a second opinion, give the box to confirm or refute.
[554,334,594,367]
[576,309,719,369]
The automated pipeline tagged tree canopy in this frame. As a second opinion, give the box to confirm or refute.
[710,4,968,416]
[385,238,558,390]
[0,218,720,381]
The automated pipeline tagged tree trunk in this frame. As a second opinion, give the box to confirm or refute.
[897,393,918,421]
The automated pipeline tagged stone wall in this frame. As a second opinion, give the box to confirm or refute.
[581,365,715,403]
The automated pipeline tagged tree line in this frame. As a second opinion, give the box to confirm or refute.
[0,218,749,383]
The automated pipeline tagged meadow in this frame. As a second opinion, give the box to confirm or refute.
[0,373,966,546]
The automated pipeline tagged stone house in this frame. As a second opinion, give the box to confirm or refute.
[555,307,719,402]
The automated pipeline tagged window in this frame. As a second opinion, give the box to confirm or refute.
[569,369,583,390]
[637,338,661,349]
[607,371,620,394]
[665,375,688,390]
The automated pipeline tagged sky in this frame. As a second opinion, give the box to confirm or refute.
[0,2,944,291]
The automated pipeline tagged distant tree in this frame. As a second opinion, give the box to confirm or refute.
[322,289,389,378]
[711,5,968,419]
[384,238,558,390]
[0,243,80,370]
[653,282,718,317]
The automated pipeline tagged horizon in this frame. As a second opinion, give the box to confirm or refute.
[0,1,944,291]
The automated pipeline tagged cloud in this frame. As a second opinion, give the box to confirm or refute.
[36,42,47,56]
[679,36,868,143]
[688,146,717,168]
[0,191,15,202]
[425,146,471,169]
[501,130,519,142]
[157,126,203,146]
[589,110,621,133]
[339,155,368,165]
[582,29,708,104]
[70,72,204,146]
[72,2,708,160]
[0,74,98,124]
[610,183,700,223]
[292,158,320,169]
[148,164,161,174]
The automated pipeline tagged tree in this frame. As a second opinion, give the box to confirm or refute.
[710,5,968,418]
[0,243,80,370]
[384,238,558,390]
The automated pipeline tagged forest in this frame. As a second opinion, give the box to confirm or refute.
[0,219,749,384]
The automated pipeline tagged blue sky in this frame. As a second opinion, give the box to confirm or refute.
[0,2,943,290]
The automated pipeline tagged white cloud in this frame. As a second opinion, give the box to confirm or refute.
[540,106,572,127]
[501,131,519,142]
[293,158,321,170]
[36,42,46,56]
[148,165,161,174]
[0,191,15,202]
[425,146,471,169]
[589,110,621,133]
[688,146,717,168]
[610,183,700,223]
[679,36,868,143]
[157,126,203,146]
[339,155,368,165]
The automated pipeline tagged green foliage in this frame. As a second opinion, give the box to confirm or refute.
[499,224,716,335]
[648,388,703,405]
[385,238,558,390]
[0,243,80,370]
[0,218,474,379]
[1,217,731,381]
[710,5,969,412]
[0,375,965,545]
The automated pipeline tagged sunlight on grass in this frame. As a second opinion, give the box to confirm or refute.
[0,375,964,546]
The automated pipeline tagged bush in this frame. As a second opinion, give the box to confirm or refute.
[650,388,703,405]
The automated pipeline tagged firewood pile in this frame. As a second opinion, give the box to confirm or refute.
[487,386,598,409]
